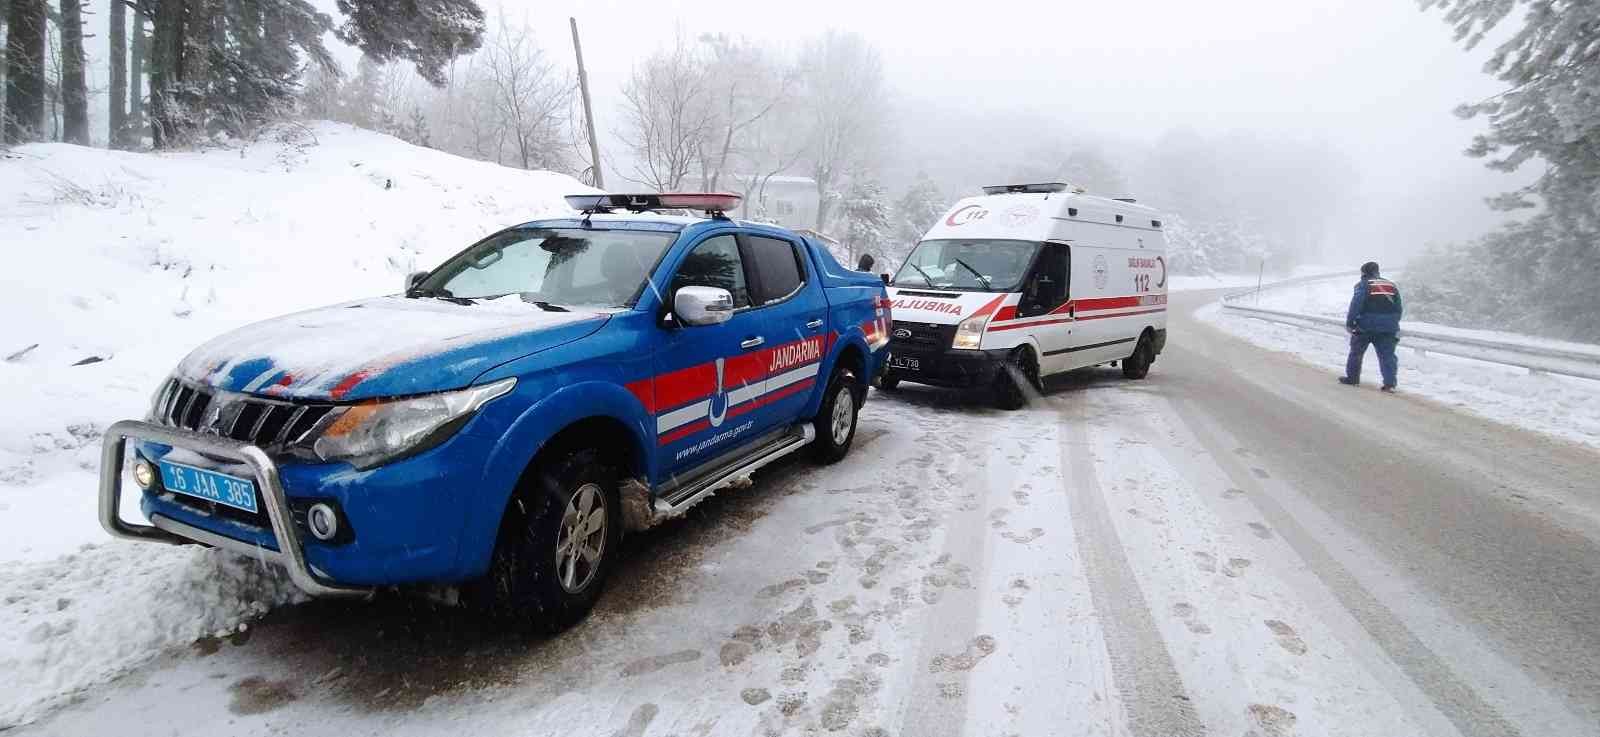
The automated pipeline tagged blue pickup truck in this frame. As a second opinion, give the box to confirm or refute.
[99,193,890,629]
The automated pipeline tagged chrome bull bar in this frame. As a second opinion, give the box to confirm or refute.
[99,419,371,598]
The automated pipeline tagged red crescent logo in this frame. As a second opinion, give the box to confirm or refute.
[945,205,986,227]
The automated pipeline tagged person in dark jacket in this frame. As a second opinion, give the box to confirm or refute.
[856,253,876,272]
[1340,261,1403,392]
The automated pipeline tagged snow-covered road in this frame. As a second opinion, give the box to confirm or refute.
[15,292,1600,737]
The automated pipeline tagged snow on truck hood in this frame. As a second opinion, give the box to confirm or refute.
[174,296,609,401]
[886,287,1005,325]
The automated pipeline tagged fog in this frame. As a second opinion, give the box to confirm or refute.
[453,0,1523,270]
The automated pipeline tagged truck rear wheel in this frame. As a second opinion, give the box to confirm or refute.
[810,367,859,464]
[1122,335,1154,380]
[480,448,621,632]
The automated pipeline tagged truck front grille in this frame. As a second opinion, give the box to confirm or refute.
[153,379,336,451]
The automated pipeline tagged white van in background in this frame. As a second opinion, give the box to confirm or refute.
[882,182,1168,408]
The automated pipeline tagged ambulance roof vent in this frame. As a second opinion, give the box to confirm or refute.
[981,182,1084,196]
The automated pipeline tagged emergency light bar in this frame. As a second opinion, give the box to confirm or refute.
[980,182,1083,195]
[564,192,743,216]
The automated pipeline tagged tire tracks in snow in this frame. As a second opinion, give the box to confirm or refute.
[1169,394,1523,737]
[1057,399,1207,737]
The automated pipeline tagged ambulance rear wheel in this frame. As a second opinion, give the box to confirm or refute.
[1123,336,1154,380]
[811,366,859,464]
[992,348,1039,410]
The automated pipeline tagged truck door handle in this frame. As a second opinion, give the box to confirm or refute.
[741,337,765,350]
[805,319,824,330]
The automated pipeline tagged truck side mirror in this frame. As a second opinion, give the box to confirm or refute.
[673,286,735,326]
[405,271,428,292]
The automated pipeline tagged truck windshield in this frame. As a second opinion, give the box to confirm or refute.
[894,239,1040,293]
[415,228,676,308]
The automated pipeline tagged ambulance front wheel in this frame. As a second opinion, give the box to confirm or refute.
[992,348,1040,410]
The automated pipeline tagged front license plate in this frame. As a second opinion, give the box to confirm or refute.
[157,460,259,513]
[889,355,921,372]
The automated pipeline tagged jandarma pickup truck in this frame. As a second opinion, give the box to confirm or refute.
[99,192,891,630]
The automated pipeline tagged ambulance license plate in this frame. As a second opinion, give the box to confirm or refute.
[157,460,259,513]
[889,355,920,372]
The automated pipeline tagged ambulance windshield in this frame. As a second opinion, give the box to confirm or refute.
[894,239,1039,293]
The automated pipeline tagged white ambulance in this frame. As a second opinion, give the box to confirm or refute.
[882,182,1168,409]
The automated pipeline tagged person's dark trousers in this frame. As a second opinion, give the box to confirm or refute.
[1346,331,1399,388]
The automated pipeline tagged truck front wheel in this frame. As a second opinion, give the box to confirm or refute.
[480,448,621,632]
[810,367,860,464]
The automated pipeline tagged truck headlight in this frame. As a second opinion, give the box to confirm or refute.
[309,378,515,469]
[952,312,991,350]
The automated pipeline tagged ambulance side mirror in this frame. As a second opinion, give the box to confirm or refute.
[880,273,891,286]
[405,271,428,292]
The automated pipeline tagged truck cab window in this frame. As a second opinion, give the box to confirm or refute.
[743,235,806,304]
[671,234,752,308]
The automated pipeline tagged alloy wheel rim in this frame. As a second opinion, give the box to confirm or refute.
[831,387,854,445]
[554,483,607,593]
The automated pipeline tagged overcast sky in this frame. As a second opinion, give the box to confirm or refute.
[318,0,1525,262]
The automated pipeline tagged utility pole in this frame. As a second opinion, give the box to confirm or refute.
[570,17,604,189]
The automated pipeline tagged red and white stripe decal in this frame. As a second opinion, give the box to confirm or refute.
[628,333,834,446]
[986,294,1165,332]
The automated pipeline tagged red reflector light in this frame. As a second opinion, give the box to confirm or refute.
[656,193,742,212]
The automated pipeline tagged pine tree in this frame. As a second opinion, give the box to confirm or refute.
[892,175,945,263]
[142,0,483,148]
[403,105,428,147]
[841,178,891,265]
[333,0,485,86]
[128,5,146,141]
[58,0,86,144]
[109,0,127,146]
[3,0,47,143]
[1424,0,1600,338]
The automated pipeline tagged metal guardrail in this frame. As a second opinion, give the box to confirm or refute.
[1219,278,1600,382]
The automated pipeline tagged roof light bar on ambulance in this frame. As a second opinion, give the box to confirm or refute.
[980,182,1084,196]
[564,192,744,216]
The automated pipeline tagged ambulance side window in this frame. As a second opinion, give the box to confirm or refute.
[671,235,752,308]
[1020,244,1070,317]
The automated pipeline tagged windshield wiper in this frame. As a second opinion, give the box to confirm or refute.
[904,262,937,286]
[410,288,475,306]
[952,258,992,290]
[518,294,570,312]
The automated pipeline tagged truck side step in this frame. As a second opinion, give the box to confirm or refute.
[654,424,816,515]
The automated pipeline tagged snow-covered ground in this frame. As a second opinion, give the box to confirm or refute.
[1201,276,1600,449]
[13,389,1449,737]
[0,124,591,727]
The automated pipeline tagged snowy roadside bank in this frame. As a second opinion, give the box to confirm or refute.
[1199,277,1600,449]
[0,123,591,728]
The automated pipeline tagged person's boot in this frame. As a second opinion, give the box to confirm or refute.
[1338,377,1359,386]
[1381,385,1396,393]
